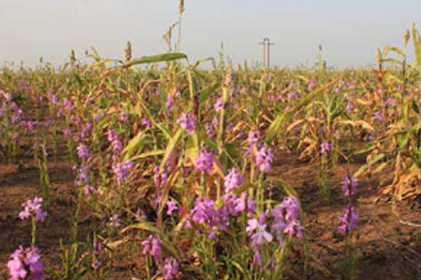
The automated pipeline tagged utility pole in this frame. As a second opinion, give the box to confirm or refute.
[259,39,267,68]
[259,37,274,69]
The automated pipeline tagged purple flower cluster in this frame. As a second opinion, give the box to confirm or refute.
[272,195,303,241]
[205,117,219,137]
[73,164,90,187]
[107,129,123,157]
[246,195,302,265]
[256,145,274,172]
[191,191,256,239]
[76,144,91,159]
[342,175,358,197]
[91,239,103,270]
[338,174,359,235]
[191,197,216,225]
[248,130,262,145]
[246,213,273,248]
[19,197,47,222]
[62,98,74,110]
[141,235,162,261]
[7,246,44,280]
[195,148,214,173]
[119,111,129,122]
[338,205,359,235]
[108,213,122,228]
[177,112,195,134]
[141,117,152,128]
[166,200,179,215]
[79,121,93,139]
[153,166,168,188]
[374,112,385,122]
[163,257,179,280]
[224,168,244,192]
[112,160,134,186]
[320,141,331,153]
[214,97,223,112]
[46,91,58,105]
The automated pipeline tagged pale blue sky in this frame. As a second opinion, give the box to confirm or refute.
[0,0,420,68]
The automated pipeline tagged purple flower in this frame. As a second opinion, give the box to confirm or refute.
[342,175,358,197]
[338,205,358,235]
[163,257,179,280]
[141,235,161,260]
[84,185,97,196]
[93,113,101,121]
[177,112,195,134]
[47,91,58,105]
[63,128,72,139]
[384,97,394,107]
[4,92,12,101]
[320,141,331,153]
[283,219,303,239]
[234,193,256,216]
[374,112,385,122]
[166,200,179,215]
[135,208,147,221]
[141,117,152,128]
[7,246,43,280]
[273,195,300,222]
[108,214,122,228]
[195,148,214,173]
[107,130,118,142]
[153,166,168,188]
[214,97,223,112]
[224,168,244,192]
[256,146,274,172]
[112,160,134,185]
[209,117,219,136]
[271,195,302,243]
[107,130,123,154]
[307,80,316,91]
[246,212,273,248]
[19,197,47,222]
[63,98,74,110]
[205,122,216,137]
[77,144,91,159]
[119,111,129,122]
[91,260,101,270]
[74,165,89,186]
[166,95,173,110]
[191,197,215,225]
[111,139,123,154]
[248,130,261,145]
[93,239,103,255]
[223,192,255,217]
[252,250,262,265]
[287,91,297,99]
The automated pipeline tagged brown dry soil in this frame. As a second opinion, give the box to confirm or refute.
[1,149,421,280]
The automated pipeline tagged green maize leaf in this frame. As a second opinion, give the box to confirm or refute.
[199,83,219,103]
[354,153,386,177]
[121,53,187,68]
[130,149,165,161]
[159,128,184,172]
[121,221,181,258]
[412,100,420,114]
[397,132,410,149]
[266,79,337,143]
[122,131,147,160]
